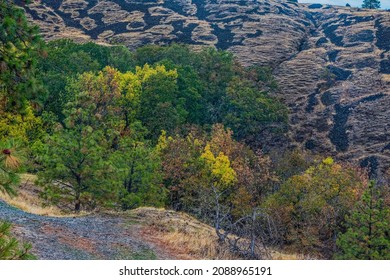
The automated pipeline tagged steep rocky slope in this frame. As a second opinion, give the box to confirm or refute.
[15,0,390,177]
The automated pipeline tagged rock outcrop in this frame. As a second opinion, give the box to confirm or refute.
[15,0,390,178]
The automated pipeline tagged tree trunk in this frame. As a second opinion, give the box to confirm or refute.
[75,190,81,212]
[75,199,81,212]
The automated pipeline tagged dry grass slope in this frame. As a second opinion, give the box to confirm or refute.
[129,207,306,260]
[1,176,306,259]
[0,174,84,217]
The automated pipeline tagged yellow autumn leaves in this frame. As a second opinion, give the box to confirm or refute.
[201,144,237,188]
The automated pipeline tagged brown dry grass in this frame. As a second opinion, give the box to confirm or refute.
[0,174,84,217]
[130,207,306,260]
[131,207,236,260]
[382,74,390,83]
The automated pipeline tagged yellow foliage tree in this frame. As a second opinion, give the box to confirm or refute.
[265,157,367,257]
[0,106,43,143]
[201,144,237,188]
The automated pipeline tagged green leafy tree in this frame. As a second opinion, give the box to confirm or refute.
[134,45,236,125]
[35,69,123,211]
[134,44,196,68]
[223,78,288,145]
[35,126,115,212]
[362,0,381,9]
[195,48,236,124]
[157,128,206,211]
[0,221,36,260]
[37,39,134,121]
[265,158,367,257]
[0,1,38,260]
[113,130,166,210]
[157,59,206,125]
[0,0,45,111]
[336,181,390,259]
[0,105,43,144]
[136,64,186,139]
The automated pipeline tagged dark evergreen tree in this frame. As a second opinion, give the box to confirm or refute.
[336,181,390,259]
[0,0,45,111]
[113,132,166,210]
[362,0,381,9]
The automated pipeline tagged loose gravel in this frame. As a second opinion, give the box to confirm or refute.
[0,200,159,260]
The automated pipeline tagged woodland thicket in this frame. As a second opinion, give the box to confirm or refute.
[1,0,388,259]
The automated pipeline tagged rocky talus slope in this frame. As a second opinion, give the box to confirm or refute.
[16,0,390,177]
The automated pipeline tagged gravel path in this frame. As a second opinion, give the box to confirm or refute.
[0,200,164,260]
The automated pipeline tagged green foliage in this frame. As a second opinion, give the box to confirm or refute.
[133,44,287,144]
[0,0,45,111]
[35,65,175,211]
[0,105,43,144]
[35,67,124,211]
[37,39,134,120]
[64,66,123,137]
[336,181,390,259]
[158,59,205,125]
[265,158,367,257]
[223,78,288,144]
[362,0,381,9]
[35,126,115,212]
[193,48,236,122]
[113,134,166,210]
[0,221,36,260]
[136,64,186,139]
[0,3,39,260]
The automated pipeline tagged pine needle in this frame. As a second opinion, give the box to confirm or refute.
[4,155,21,170]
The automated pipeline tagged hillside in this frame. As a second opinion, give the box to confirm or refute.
[15,0,390,178]
[0,189,300,260]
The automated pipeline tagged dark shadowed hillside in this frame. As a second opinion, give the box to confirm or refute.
[16,0,390,177]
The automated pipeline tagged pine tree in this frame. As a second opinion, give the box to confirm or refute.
[113,132,166,210]
[362,0,381,9]
[35,126,113,212]
[0,221,36,260]
[0,0,45,111]
[336,181,390,259]
[0,1,37,260]
[35,69,122,212]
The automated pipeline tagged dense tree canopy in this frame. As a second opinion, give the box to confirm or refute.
[2,0,389,260]
[0,0,45,111]
[362,0,381,9]
[265,158,368,257]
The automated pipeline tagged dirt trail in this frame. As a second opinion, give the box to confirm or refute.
[0,200,171,260]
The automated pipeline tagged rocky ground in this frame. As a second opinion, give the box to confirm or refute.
[15,0,390,178]
[0,200,173,259]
